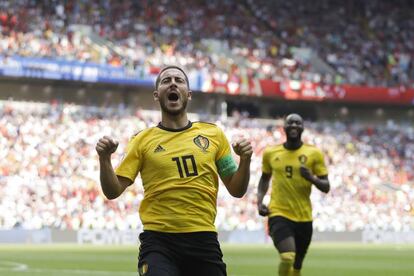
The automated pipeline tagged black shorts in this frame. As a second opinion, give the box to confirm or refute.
[268,216,313,256]
[138,230,227,276]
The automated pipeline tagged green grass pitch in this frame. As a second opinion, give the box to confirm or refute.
[0,243,413,275]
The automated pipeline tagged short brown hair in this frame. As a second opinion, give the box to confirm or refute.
[155,66,189,89]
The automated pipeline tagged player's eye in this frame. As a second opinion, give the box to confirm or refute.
[161,78,170,84]
[176,78,184,83]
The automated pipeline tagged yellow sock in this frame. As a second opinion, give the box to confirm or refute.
[290,268,301,276]
[279,252,295,276]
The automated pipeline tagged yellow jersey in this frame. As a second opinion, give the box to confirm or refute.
[115,121,237,233]
[262,144,328,222]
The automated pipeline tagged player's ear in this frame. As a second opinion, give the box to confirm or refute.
[153,90,159,101]
[188,90,192,100]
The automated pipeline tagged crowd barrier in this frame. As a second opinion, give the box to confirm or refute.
[1,229,413,244]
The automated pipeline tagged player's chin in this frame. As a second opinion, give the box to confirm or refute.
[165,107,185,116]
[161,103,182,114]
[288,132,300,139]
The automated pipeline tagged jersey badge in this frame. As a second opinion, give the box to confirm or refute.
[139,262,148,275]
[193,135,209,152]
[298,154,308,164]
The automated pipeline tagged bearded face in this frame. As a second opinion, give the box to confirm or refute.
[154,68,191,116]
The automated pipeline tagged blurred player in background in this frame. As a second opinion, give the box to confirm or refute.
[96,66,253,276]
[257,113,330,276]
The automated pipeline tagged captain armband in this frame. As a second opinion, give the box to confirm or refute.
[216,154,238,177]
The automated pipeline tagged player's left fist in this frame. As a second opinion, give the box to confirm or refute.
[300,165,314,182]
[232,139,253,160]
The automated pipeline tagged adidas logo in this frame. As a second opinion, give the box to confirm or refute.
[154,145,165,153]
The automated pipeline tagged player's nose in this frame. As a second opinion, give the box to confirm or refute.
[169,81,178,89]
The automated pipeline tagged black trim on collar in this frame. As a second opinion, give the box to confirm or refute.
[283,141,303,151]
[157,121,192,132]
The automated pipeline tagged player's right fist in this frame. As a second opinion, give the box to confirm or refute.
[96,136,119,158]
[258,203,270,217]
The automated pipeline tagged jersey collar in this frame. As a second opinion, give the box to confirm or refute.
[157,121,193,132]
[283,141,303,151]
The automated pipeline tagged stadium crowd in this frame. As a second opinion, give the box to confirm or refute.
[1,100,413,232]
[0,0,413,87]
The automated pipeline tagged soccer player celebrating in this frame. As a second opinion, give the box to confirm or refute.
[96,66,253,276]
[257,113,330,276]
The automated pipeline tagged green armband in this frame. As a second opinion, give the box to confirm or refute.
[216,154,238,177]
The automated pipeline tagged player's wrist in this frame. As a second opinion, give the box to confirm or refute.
[240,155,252,162]
[310,176,318,184]
[99,154,112,162]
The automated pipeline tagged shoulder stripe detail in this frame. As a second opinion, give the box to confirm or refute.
[192,121,217,126]
[131,129,144,138]
[135,125,159,136]
[303,143,317,148]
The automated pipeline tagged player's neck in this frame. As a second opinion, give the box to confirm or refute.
[284,140,303,150]
[160,112,189,129]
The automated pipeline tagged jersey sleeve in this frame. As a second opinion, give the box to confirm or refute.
[215,127,238,177]
[261,147,272,174]
[114,135,142,182]
[312,148,328,176]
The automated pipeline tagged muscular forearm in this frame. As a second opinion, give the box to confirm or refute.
[99,157,125,199]
[257,173,271,216]
[227,157,251,198]
[257,184,267,205]
[310,176,330,193]
[257,175,270,204]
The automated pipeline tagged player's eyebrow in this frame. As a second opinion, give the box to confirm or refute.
[287,119,301,124]
[161,76,185,82]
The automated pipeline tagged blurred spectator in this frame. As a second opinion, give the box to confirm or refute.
[0,0,413,87]
[0,100,413,232]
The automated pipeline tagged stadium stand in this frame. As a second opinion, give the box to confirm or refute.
[1,100,413,232]
[1,0,413,87]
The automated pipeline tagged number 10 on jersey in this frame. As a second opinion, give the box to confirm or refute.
[172,155,199,178]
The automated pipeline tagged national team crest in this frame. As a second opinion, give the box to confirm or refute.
[193,135,209,151]
[298,154,308,164]
[139,262,148,275]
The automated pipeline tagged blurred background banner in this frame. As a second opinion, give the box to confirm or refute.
[1,55,413,104]
[0,55,154,86]
[3,229,414,245]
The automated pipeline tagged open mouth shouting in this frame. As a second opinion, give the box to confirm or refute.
[167,91,180,102]
[289,128,298,135]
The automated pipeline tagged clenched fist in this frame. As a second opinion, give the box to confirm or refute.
[258,203,269,217]
[232,139,253,160]
[96,136,119,158]
[300,165,314,182]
